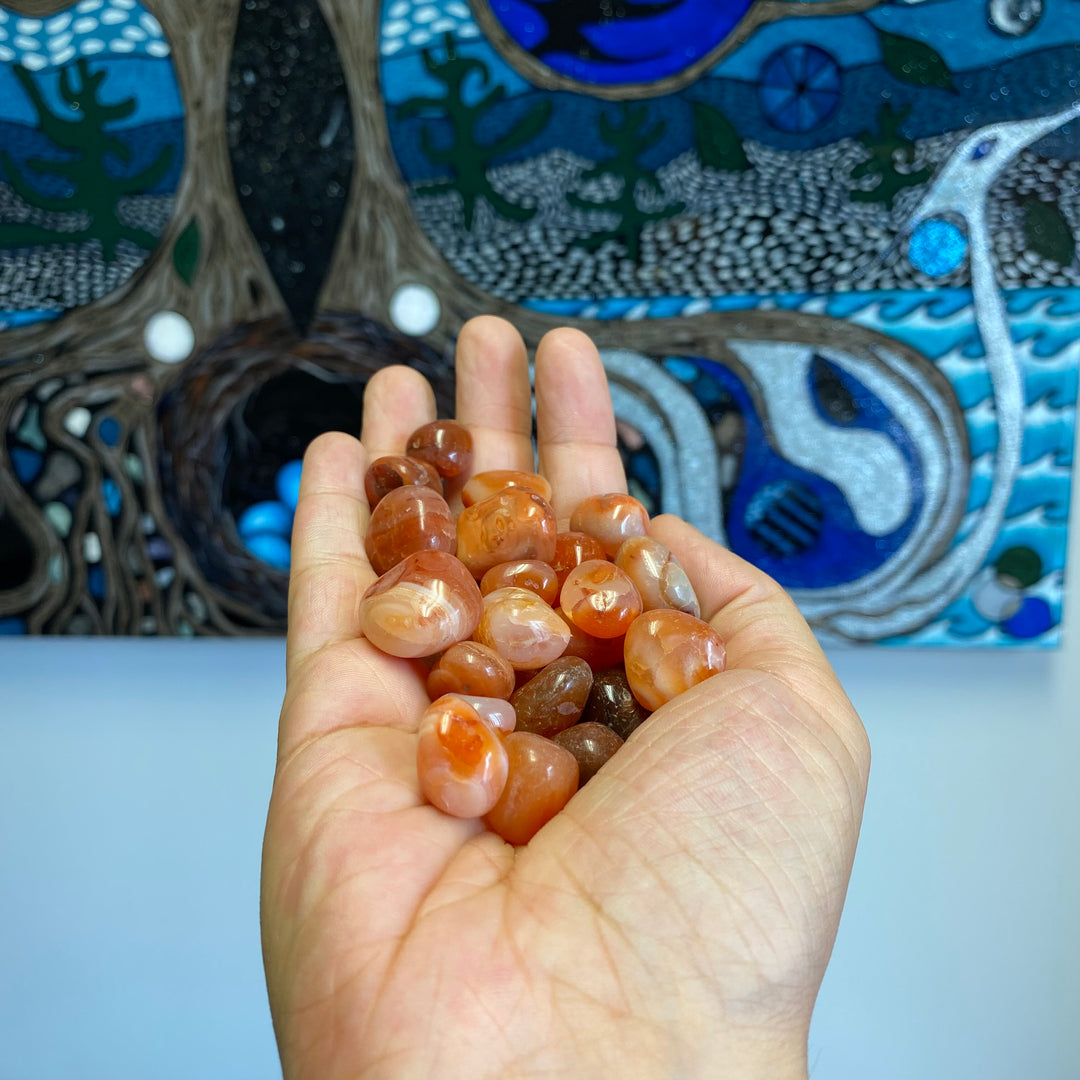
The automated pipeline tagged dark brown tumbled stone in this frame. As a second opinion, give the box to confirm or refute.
[552,723,624,784]
[581,667,651,741]
[510,656,593,738]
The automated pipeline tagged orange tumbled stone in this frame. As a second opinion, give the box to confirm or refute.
[483,732,579,845]
[556,609,626,671]
[475,586,571,670]
[364,484,456,576]
[551,531,608,587]
[560,559,642,638]
[416,695,509,818]
[406,419,473,479]
[623,609,726,711]
[480,560,559,605]
[461,470,553,508]
[569,492,650,557]
[359,550,482,658]
[364,455,443,508]
[615,536,700,617]
[456,489,557,577]
[427,641,516,701]
[510,656,593,738]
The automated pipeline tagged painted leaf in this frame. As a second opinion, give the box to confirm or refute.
[693,102,749,172]
[1023,198,1076,266]
[173,218,200,286]
[876,29,955,92]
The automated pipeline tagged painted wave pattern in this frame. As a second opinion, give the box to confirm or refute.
[528,287,1077,646]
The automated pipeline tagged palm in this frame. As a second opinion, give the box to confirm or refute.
[262,320,869,1080]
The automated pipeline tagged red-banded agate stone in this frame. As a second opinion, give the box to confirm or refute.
[364,485,456,576]
[480,560,559,605]
[550,531,608,587]
[456,490,557,577]
[483,732,579,845]
[615,536,700,617]
[427,641,516,701]
[364,455,443,508]
[510,656,593,738]
[359,550,482,658]
[475,586,571,670]
[416,695,509,817]
[406,420,473,479]
[560,559,642,639]
[556,609,626,671]
[569,493,649,557]
[462,470,553,507]
[623,609,726,710]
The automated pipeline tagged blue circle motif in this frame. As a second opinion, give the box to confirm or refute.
[1001,596,1054,639]
[759,44,841,133]
[908,218,968,277]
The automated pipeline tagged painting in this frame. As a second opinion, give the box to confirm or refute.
[0,0,1076,644]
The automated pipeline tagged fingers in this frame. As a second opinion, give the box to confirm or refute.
[286,431,374,674]
[454,316,535,475]
[535,328,627,521]
[360,365,438,459]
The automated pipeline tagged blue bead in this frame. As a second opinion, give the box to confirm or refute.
[88,565,106,598]
[98,417,122,447]
[275,460,304,511]
[238,500,294,540]
[0,617,28,635]
[244,532,292,570]
[1001,597,1054,639]
[908,218,968,277]
[10,447,43,485]
[102,478,122,516]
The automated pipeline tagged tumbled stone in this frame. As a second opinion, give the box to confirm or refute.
[510,656,593,738]
[364,454,443,508]
[569,492,649,557]
[365,484,456,576]
[480,559,559,605]
[552,723,624,784]
[560,559,642,639]
[474,586,571,670]
[427,640,516,701]
[615,536,700,617]
[461,470,553,507]
[581,667,651,740]
[550,530,608,586]
[406,419,473,479]
[623,610,726,711]
[456,489,557,577]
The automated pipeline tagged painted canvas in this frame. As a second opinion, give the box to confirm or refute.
[0,0,1076,644]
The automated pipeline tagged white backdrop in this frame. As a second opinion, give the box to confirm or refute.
[2,472,1078,1078]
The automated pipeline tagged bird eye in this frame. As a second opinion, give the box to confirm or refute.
[970,138,998,160]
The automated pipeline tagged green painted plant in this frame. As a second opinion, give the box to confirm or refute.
[849,102,931,210]
[0,60,176,260]
[399,34,551,229]
[569,103,685,262]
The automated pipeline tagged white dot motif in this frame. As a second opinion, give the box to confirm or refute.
[144,312,195,364]
[72,17,99,33]
[82,38,106,55]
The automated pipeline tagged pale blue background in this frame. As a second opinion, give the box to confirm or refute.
[1,465,1078,1078]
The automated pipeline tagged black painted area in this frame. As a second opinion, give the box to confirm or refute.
[227,0,354,336]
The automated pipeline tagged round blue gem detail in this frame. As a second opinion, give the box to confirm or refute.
[908,218,968,277]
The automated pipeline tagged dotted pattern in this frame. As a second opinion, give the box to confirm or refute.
[379,0,479,57]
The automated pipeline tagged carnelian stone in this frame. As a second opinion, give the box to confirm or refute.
[623,609,726,711]
[364,455,443,508]
[427,641,515,701]
[483,732,579,845]
[560,560,642,638]
[581,667,651,741]
[552,723,624,784]
[510,656,593,738]
[364,485,456,576]
[461,470,553,508]
[416,695,509,818]
[569,492,650,557]
[406,419,473,479]
[459,695,516,734]
[480,560,560,605]
[456,490,557,577]
[551,531,608,587]
[359,551,482,658]
[556,610,626,671]
[614,536,700,617]
[475,586,571,670]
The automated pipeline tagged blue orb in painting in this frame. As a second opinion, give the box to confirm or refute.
[484,0,757,86]
[759,44,841,133]
[1001,596,1054,639]
[908,218,968,277]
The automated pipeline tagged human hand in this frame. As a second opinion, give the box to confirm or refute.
[261,316,870,1080]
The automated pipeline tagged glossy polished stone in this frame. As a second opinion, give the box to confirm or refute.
[552,723,624,784]
[581,667,651,740]
[365,484,456,575]
[427,641,516,701]
[459,695,517,734]
[510,656,593,738]
[475,586,572,670]
[416,695,509,818]
[359,551,482,658]
[569,492,650,557]
[480,559,560,605]
[456,489,558,577]
[550,531,608,587]
[557,609,626,671]
[623,609,726,711]
[483,732,579,845]
[560,559,643,639]
[365,455,443,508]
[406,419,473,479]
[461,470,552,507]
[615,536,700,617]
